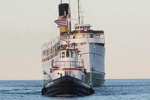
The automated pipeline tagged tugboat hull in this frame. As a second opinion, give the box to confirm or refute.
[42,75,94,97]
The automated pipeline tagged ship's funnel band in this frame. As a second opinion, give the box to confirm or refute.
[59,3,69,16]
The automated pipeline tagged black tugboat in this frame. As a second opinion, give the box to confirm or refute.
[41,44,94,97]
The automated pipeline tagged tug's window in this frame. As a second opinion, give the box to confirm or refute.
[71,51,75,58]
[95,35,100,38]
[90,34,93,38]
[66,50,69,58]
[73,36,75,39]
[62,52,65,58]
[59,52,61,58]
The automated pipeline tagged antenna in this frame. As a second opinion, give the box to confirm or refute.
[77,0,80,25]
[60,0,62,4]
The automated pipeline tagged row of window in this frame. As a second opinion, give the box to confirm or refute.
[42,43,60,56]
[71,34,101,39]
[42,50,77,62]
[42,51,58,62]
[59,50,77,58]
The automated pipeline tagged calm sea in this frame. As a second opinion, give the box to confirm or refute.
[0,79,150,100]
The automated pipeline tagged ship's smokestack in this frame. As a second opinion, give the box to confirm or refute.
[58,3,69,33]
[59,3,68,16]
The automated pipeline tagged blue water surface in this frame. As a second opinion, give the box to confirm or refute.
[0,79,150,100]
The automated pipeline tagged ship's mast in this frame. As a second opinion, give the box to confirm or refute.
[68,0,71,32]
[78,0,81,25]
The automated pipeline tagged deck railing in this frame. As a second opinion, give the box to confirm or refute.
[53,61,83,68]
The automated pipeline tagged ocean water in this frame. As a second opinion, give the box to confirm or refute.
[0,79,150,100]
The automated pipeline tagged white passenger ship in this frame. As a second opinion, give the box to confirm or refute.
[41,0,105,96]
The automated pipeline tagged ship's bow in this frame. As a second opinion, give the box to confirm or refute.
[42,75,94,97]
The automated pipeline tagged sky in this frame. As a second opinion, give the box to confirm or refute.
[0,0,150,80]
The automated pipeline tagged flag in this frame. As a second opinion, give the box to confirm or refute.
[54,18,67,27]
